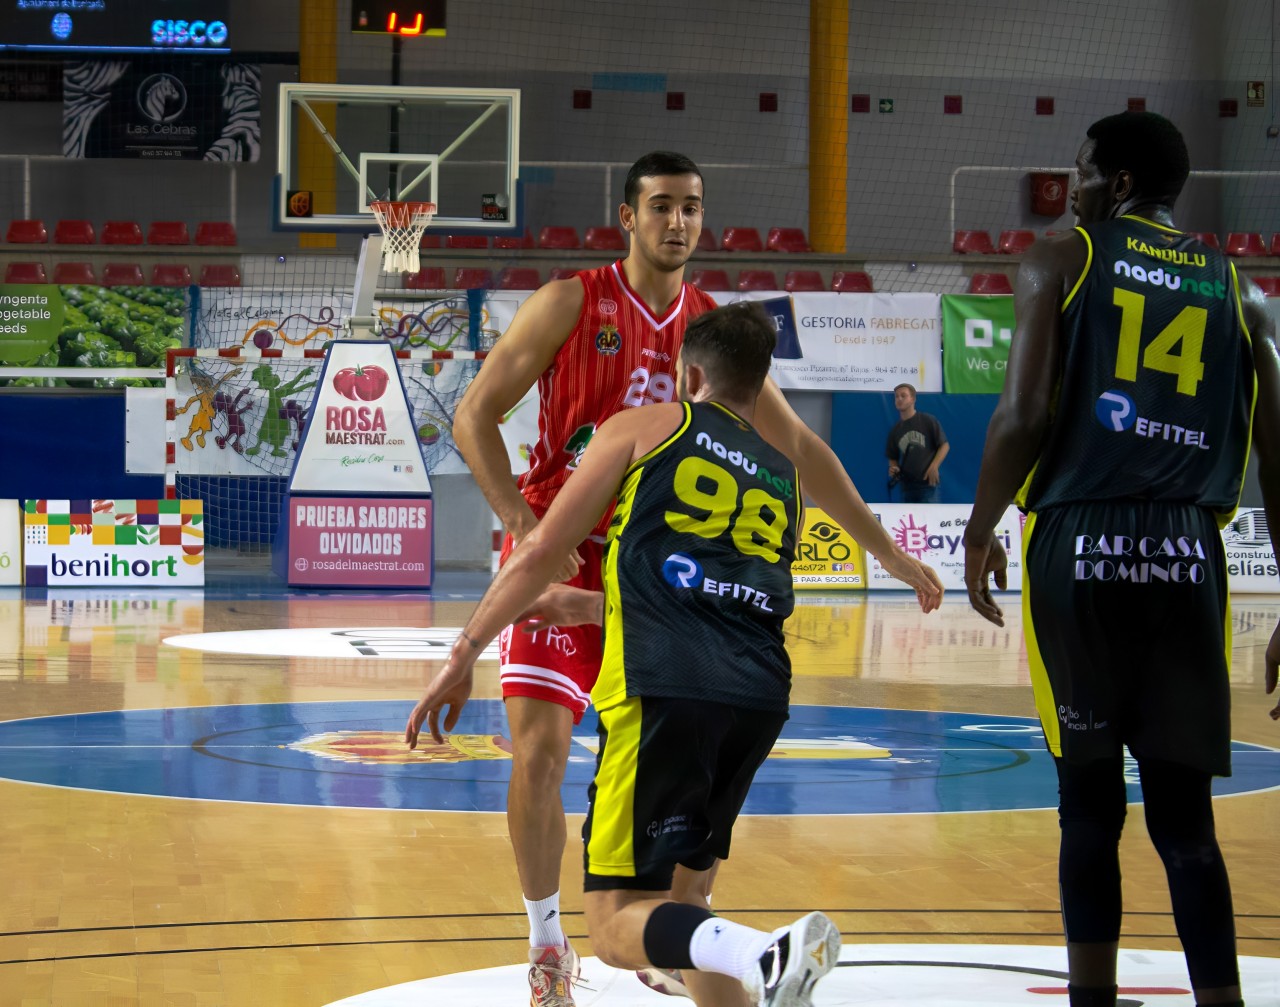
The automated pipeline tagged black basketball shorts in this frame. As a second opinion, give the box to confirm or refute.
[582,695,786,891]
[1022,500,1232,776]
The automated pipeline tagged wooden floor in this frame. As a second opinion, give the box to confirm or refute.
[0,581,1277,1006]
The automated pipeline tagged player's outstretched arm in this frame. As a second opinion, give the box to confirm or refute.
[1239,274,1280,721]
[453,278,586,580]
[753,379,943,612]
[964,237,1076,626]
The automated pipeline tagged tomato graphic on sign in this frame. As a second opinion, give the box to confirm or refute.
[332,365,389,401]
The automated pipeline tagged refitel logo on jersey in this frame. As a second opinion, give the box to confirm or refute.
[1094,390,1211,450]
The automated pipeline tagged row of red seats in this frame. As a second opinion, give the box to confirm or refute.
[956,228,1280,257]
[404,266,875,292]
[5,219,237,246]
[3,262,240,287]
[423,225,812,253]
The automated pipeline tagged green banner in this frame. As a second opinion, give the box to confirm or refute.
[942,294,1016,393]
[0,285,63,364]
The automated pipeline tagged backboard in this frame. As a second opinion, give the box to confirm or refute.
[275,83,520,233]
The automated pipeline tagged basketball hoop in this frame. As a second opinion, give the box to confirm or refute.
[370,200,436,273]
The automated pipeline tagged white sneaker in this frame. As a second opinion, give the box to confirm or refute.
[636,966,692,997]
[528,942,580,1007]
[740,912,840,1007]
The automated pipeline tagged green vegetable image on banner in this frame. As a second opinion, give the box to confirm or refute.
[0,285,64,364]
[942,294,1016,393]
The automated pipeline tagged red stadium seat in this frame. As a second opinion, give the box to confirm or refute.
[54,219,95,244]
[102,263,145,286]
[537,226,581,249]
[194,221,238,246]
[147,221,190,245]
[199,264,241,287]
[404,267,447,289]
[452,267,494,289]
[737,270,779,291]
[498,267,542,290]
[720,227,763,252]
[969,272,1014,294]
[784,270,825,292]
[492,230,535,250]
[1225,232,1267,257]
[697,230,718,252]
[690,269,731,292]
[832,270,874,293]
[549,267,580,281]
[102,221,144,245]
[998,229,1036,254]
[1271,234,1280,257]
[1189,231,1221,250]
[151,263,193,286]
[4,261,47,283]
[52,262,96,284]
[953,230,995,254]
[420,233,444,249]
[1253,276,1280,296]
[766,227,810,253]
[6,219,47,243]
[447,234,489,249]
[584,226,626,251]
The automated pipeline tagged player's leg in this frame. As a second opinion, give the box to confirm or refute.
[1055,754,1127,1004]
[1137,758,1241,1005]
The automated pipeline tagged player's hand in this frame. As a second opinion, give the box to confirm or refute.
[405,659,475,748]
[963,530,1008,627]
[1266,619,1280,721]
[516,584,604,630]
[878,548,944,613]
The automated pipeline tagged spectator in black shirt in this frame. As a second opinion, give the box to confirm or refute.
[886,383,949,503]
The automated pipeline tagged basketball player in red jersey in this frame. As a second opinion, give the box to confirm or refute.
[450,150,943,1006]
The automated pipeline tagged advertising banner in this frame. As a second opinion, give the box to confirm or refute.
[867,503,1024,592]
[1221,507,1280,593]
[0,499,20,586]
[289,342,433,495]
[0,285,63,364]
[941,294,1015,394]
[23,499,204,587]
[286,497,432,589]
[64,60,260,161]
[792,507,867,590]
[712,292,942,391]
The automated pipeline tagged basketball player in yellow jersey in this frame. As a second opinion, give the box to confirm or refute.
[409,303,843,1007]
[452,150,943,1004]
[963,111,1280,1007]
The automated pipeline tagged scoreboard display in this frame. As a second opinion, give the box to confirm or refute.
[2,1,232,54]
[351,1,446,37]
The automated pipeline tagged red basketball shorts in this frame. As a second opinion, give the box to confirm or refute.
[498,534,604,723]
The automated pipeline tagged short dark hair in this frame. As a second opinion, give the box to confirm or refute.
[894,383,916,396]
[624,151,703,209]
[681,302,776,402]
[1085,111,1190,204]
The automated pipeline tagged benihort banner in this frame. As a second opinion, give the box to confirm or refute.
[286,497,432,589]
[941,294,1015,394]
[23,499,204,587]
[867,503,1024,592]
[289,342,432,495]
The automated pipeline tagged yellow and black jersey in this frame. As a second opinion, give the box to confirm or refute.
[1019,216,1255,523]
[593,401,801,714]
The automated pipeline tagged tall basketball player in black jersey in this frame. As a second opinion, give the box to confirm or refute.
[405,302,897,1006]
[962,111,1280,1007]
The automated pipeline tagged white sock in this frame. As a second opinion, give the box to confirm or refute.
[688,917,776,981]
[525,892,565,948]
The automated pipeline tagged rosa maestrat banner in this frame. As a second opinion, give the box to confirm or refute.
[941,294,1015,394]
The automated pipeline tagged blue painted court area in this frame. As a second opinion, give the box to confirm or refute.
[0,701,1275,814]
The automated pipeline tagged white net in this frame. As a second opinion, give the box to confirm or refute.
[371,201,436,274]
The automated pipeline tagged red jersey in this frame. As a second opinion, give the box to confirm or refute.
[519,260,717,539]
